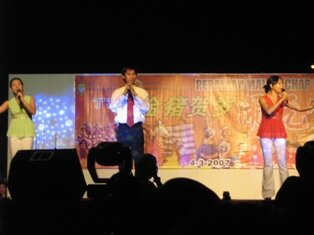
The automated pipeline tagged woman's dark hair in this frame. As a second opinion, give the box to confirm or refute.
[263,75,282,93]
[9,77,24,88]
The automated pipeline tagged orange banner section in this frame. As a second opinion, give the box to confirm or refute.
[75,74,314,169]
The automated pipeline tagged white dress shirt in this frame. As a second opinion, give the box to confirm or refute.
[109,85,150,124]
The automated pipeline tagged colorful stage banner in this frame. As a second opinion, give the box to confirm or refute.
[75,74,314,169]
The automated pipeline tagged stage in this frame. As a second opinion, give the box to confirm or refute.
[82,168,299,200]
[3,73,307,200]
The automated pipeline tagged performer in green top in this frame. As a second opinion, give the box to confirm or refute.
[0,77,36,162]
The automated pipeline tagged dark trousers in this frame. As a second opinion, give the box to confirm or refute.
[116,122,144,172]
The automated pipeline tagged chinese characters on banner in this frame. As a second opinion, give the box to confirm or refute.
[75,74,314,169]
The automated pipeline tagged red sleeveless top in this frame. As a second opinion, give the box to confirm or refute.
[257,95,287,138]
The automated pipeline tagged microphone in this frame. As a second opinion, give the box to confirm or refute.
[282,88,288,103]
[17,90,23,109]
[18,97,24,109]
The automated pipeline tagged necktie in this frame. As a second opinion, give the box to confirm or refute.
[127,91,134,127]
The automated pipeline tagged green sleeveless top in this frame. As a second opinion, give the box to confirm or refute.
[7,96,35,137]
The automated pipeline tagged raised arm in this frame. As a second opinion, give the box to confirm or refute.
[21,96,36,115]
[259,94,287,115]
[133,86,150,114]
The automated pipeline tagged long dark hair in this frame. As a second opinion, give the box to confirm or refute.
[263,75,282,93]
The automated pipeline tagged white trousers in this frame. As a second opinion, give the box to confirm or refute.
[8,137,34,171]
[260,138,289,198]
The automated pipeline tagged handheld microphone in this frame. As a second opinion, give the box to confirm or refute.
[17,90,23,109]
[282,88,289,103]
[18,97,24,109]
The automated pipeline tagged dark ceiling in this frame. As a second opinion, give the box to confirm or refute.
[1,1,314,74]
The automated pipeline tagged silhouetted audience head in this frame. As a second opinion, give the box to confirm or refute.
[136,153,157,179]
[158,177,221,234]
[135,153,163,189]
[102,142,135,196]
[295,140,314,179]
[274,141,314,234]
[161,177,221,205]
[275,140,314,206]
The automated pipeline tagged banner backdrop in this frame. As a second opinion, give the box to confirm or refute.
[75,74,314,169]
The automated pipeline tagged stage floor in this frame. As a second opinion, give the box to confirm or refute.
[83,168,298,200]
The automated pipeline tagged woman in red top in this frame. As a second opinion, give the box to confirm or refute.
[257,75,314,200]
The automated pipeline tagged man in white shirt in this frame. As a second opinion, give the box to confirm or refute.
[109,66,150,174]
